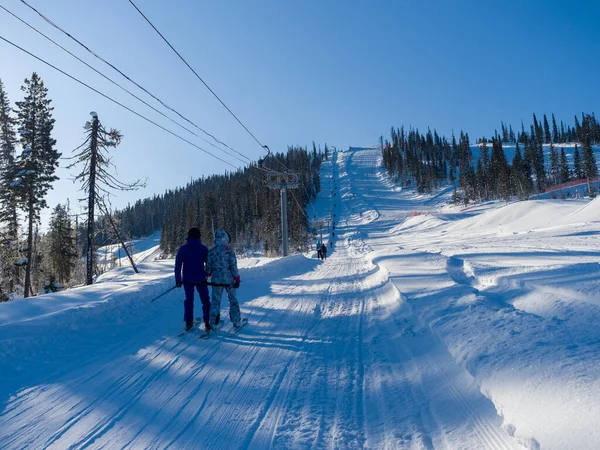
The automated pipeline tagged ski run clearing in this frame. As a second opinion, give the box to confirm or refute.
[2,146,600,450]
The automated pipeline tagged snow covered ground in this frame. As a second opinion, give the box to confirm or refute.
[1,147,599,449]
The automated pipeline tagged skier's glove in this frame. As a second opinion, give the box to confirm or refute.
[233,276,241,289]
[176,281,183,288]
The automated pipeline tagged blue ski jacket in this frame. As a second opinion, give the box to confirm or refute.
[175,237,208,284]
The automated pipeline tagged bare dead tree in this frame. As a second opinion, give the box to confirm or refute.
[68,112,145,284]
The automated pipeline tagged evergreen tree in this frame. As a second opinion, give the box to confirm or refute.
[574,115,582,142]
[551,113,559,143]
[511,143,532,199]
[559,148,570,184]
[0,79,20,293]
[529,124,546,191]
[13,73,60,297]
[475,159,484,200]
[509,124,515,142]
[543,114,551,143]
[548,143,559,186]
[479,138,490,200]
[581,115,598,196]
[490,138,510,200]
[47,203,77,284]
[573,145,583,180]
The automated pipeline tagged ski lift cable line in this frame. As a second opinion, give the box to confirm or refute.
[1,4,250,167]
[0,34,240,170]
[18,0,252,164]
[127,0,269,155]
[128,0,305,182]
[289,189,311,222]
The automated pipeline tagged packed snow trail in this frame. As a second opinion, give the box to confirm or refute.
[9,146,600,448]
[336,147,600,449]
[0,246,521,449]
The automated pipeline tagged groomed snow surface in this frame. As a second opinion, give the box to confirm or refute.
[1,147,599,449]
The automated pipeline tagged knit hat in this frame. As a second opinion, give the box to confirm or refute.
[188,227,201,239]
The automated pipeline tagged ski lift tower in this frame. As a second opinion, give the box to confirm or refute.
[267,172,299,256]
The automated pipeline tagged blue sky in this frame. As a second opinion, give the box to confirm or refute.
[1,0,599,226]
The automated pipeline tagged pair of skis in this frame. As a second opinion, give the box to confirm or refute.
[177,317,248,338]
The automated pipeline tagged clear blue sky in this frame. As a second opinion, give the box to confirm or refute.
[1,0,599,226]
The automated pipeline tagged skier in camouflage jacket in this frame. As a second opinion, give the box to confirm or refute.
[206,228,242,328]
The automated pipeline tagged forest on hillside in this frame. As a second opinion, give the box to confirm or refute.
[381,112,600,203]
[113,145,325,257]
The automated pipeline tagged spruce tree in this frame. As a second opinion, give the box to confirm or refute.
[14,73,60,297]
[511,143,532,199]
[543,114,552,143]
[573,145,583,180]
[529,124,546,191]
[0,79,20,292]
[479,138,490,200]
[559,148,570,184]
[581,116,598,196]
[47,203,77,285]
[551,113,559,143]
[509,124,516,143]
[490,138,510,200]
[549,143,559,186]
[574,115,582,142]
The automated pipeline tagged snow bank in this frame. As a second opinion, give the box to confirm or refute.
[559,196,600,224]
[448,200,580,234]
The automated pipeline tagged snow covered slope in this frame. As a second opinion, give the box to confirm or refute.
[1,148,599,449]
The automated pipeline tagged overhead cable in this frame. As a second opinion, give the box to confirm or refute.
[1,4,253,167]
[19,0,252,164]
[127,0,269,154]
[127,0,317,191]
[0,34,239,169]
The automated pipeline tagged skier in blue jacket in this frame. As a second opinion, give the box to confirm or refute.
[175,227,212,331]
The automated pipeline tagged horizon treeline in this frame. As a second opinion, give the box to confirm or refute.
[382,112,600,203]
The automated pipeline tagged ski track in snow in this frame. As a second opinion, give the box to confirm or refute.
[2,146,599,449]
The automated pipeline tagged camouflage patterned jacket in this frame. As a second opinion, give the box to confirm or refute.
[206,244,239,285]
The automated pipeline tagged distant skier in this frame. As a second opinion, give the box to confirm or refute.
[321,243,328,260]
[175,227,211,332]
[206,229,242,329]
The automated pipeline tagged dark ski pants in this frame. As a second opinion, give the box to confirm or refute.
[183,282,210,323]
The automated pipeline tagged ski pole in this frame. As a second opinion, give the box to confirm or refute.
[151,285,177,302]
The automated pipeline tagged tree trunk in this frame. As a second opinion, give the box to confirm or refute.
[86,117,99,285]
[23,190,34,297]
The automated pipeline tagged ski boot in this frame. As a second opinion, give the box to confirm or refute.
[185,320,194,331]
